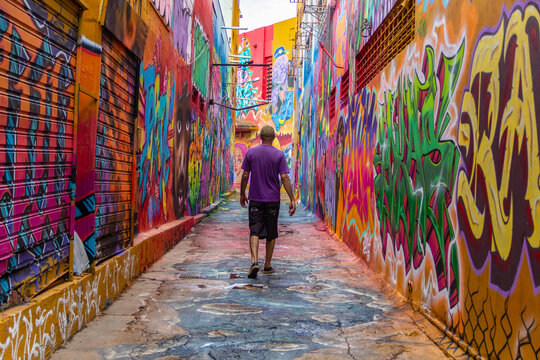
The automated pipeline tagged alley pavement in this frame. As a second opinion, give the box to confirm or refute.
[51,201,453,359]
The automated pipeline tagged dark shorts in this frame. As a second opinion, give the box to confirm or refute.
[249,201,280,241]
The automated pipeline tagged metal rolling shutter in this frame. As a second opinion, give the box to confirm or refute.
[0,0,79,302]
[95,31,137,260]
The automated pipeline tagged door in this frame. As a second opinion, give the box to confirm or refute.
[95,30,137,260]
[0,0,80,302]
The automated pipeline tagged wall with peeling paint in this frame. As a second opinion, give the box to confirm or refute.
[294,0,540,357]
[234,18,297,186]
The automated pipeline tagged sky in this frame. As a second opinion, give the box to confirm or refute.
[239,0,297,32]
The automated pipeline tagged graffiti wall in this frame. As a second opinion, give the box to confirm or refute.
[294,0,540,357]
[234,17,297,184]
[105,0,233,227]
[0,0,79,303]
[0,0,234,304]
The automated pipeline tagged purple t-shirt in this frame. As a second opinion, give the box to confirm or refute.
[241,145,289,202]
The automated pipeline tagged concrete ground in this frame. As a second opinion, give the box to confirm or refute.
[51,201,457,359]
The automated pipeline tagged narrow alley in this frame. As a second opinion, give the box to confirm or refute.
[1,0,539,358]
[51,200,454,359]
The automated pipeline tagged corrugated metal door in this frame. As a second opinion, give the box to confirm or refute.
[0,0,79,302]
[95,31,137,260]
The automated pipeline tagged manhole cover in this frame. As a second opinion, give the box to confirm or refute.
[176,272,217,280]
[198,302,262,315]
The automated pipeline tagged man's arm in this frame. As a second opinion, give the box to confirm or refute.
[280,173,296,216]
[240,170,250,208]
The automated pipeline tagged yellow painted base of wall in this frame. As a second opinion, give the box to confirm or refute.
[0,192,234,360]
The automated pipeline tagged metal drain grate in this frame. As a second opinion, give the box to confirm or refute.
[176,272,217,280]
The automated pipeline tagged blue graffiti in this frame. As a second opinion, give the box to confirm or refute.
[271,91,293,130]
[139,63,175,225]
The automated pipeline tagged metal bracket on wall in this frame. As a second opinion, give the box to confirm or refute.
[318,41,344,69]
[212,62,271,67]
[209,99,270,111]
[361,19,372,38]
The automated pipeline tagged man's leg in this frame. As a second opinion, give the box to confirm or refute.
[263,202,280,272]
[264,238,275,269]
[250,235,259,265]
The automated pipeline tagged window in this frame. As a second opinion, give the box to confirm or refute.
[329,87,337,121]
[340,69,349,108]
[355,0,414,93]
[263,56,273,101]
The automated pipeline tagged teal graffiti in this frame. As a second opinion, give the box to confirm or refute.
[236,38,258,116]
[417,0,451,12]
[192,21,209,99]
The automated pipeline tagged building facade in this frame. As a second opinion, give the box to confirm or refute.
[294,0,540,358]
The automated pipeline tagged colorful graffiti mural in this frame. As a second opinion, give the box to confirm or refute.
[172,82,191,219]
[172,0,193,62]
[0,0,234,306]
[234,17,297,186]
[138,42,176,229]
[457,1,540,296]
[188,111,204,215]
[294,0,540,358]
[192,19,210,99]
[151,0,173,27]
[374,43,464,307]
[236,36,258,115]
[0,0,78,302]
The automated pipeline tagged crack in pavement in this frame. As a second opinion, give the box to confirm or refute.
[337,319,358,360]
[50,201,452,360]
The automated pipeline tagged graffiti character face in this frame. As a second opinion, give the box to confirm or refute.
[234,143,248,183]
[234,147,243,176]
[173,83,191,218]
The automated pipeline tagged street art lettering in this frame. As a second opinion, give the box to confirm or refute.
[295,0,540,358]
[0,251,136,359]
[200,108,217,207]
[172,0,192,62]
[138,43,176,229]
[340,89,378,253]
[314,109,328,218]
[374,43,464,306]
[192,20,209,99]
[333,117,345,231]
[152,0,173,27]
[221,110,234,190]
[188,111,203,215]
[457,2,540,295]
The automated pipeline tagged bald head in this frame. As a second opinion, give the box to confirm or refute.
[260,125,275,143]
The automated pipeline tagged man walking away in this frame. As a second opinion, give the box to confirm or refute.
[240,125,296,279]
